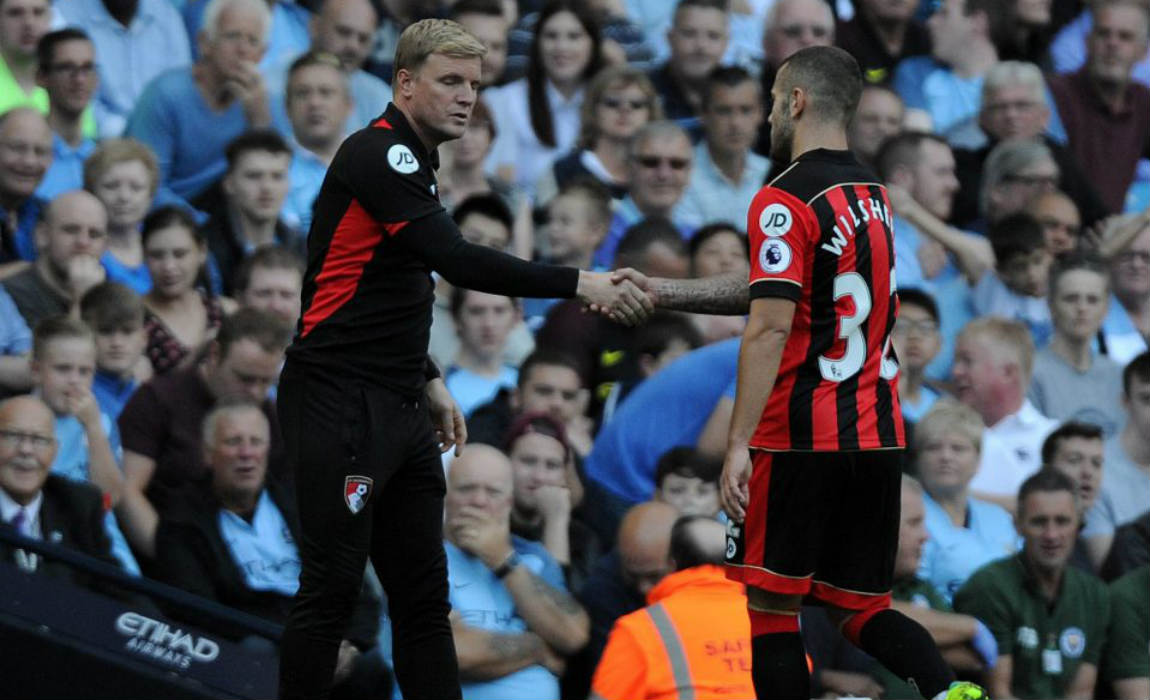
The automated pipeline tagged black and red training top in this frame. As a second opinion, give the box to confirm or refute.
[287,104,578,393]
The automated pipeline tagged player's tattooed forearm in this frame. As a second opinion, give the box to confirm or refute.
[652,273,750,315]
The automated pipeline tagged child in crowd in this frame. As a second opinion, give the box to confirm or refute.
[971,213,1054,346]
[80,282,149,420]
[523,178,613,328]
[893,288,944,423]
[601,312,702,423]
[30,316,140,575]
[652,446,721,518]
[446,288,522,417]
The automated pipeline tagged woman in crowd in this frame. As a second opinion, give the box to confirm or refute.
[438,98,516,212]
[485,0,603,198]
[688,223,749,279]
[140,206,231,375]
[84,139,159,295]
[504,411,596,586]
[535,64,661,204]
[915,398,1019,601]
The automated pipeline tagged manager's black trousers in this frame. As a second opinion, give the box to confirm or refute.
[277,362,460,700]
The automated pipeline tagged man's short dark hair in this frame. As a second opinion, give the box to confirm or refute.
[669,514,725,570]
[449,0,504,20]
[1041,421,1104,466]
[449,286,515,319]
[875,131,949,181]
[233,244,305,294]
[517,348,583,390]
[1018,468,1077,512]
[898,288,940,325]
[702,65,757,112]
[33,316,94,360]
[688,222,748,262]
[286,50,347,93]
[452,192,513,232]
[1122,351,1150,396]
[225,129,292,171]
[990,213,1046,266]
[634,312,703,363]
[776,45,862,127]
[80,282,145,333]
[1048,251,1108,298]
[215,308,292,359]
[655,446,721,487]
[615,217,687,269]
[37,28,91,74]
[674,0,729,22]
[557,176,612,227]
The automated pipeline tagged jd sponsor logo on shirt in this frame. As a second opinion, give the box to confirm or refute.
[388,144,419,174]
[1059,627,1086,658]
[759,203,792,237]
[115,612,220,669]
[1017,626,1039,649]
[759,238,792,274]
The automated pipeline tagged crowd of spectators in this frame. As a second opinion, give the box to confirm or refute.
[0,0,1148,698]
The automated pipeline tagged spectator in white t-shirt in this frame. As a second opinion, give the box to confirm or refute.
[484,2,603,197]
[952,317,1057,513]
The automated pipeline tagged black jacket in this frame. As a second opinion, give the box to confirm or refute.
[0,476,120,585]
[154,479,380,646]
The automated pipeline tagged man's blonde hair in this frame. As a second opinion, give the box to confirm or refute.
[958,317,1036,381]
[393,19,486,85]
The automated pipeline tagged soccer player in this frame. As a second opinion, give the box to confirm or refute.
[276,19,652,700]
[607,46,982,700]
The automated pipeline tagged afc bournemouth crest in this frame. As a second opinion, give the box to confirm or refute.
[345,476,373,515]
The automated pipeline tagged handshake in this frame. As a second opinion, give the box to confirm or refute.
[575,268,655,326]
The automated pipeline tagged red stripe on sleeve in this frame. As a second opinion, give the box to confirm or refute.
[300,200,384,338]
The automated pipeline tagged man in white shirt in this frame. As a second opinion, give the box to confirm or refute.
[952,317,1057,512]
[678,65,768,230]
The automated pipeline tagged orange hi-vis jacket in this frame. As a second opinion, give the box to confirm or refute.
[590,565,755,700]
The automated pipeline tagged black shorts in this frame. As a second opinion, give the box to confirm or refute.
[725,449,902,610]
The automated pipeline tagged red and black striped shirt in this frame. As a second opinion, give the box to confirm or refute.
[287,104,579,393]
[746,149,905,451]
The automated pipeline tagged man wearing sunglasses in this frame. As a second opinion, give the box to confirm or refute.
[593,120,695,269]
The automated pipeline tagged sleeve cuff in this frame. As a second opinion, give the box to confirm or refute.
[749,279,802,301]
[424,356,441,381]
